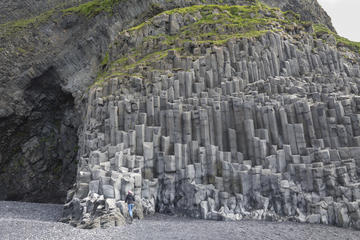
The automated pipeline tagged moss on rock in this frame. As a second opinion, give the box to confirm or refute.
[0,9,55,37]
[93,3,311,87]
[62,0,124,18]
[314,24,360,54]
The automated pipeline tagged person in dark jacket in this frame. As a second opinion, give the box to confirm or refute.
[125,190,135,219]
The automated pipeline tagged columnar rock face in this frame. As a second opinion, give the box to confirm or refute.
[62,4,360,229]
[0,0,334,203]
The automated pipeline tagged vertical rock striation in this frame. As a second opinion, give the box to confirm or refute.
[0,0,335,204]
[62,4,360,229]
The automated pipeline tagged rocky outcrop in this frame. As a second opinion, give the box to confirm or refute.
[264,0,334,31]
[61,3,360,229]
[0,0,335,203]
[0,0,358,232]
[0,67,79,202]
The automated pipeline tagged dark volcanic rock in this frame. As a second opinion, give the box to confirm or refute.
[63,2,360,230]
[0,0,93,24]
[0,0,335,204]
[0,67,79,203]
[0,0,351,224]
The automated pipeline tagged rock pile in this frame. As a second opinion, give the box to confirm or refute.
[63,4,360,229]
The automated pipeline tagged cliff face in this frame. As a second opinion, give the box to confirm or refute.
[1,0,360,229]
[264,0,334,31]
[0,0,335,204]
[0,0,94,24]
[60,3,360,228]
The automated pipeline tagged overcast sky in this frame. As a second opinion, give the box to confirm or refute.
[317,0,360,42]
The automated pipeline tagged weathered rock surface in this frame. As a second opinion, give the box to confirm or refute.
[0,0,335,204]
[58,3,360,230]
[1,0,359,232]
[0,0,92,24]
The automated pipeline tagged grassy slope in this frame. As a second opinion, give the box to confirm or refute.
[313,24,360,54]
[0,9,55,37]
[62,0,123,17]
[0,0,124,38]
[93,2,306,86]
[1,0,359,86]
[94,2,360,88]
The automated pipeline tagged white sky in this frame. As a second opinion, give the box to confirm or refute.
[317,0,360,42]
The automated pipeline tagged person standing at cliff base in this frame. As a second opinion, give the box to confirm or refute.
[125,190,135,220]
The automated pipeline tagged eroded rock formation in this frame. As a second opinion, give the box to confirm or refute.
[0,0,334,204]
[1,0,360,231]
[60,3,360,229]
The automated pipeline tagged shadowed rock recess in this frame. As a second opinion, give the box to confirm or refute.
[1,0,360,230]
[0,67,79,203]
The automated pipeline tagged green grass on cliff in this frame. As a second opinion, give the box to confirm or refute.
[93,47,182,87]
[0,9,55,37]
[93,2,305,86]
[0,0,124,38]
[127,2,302,45]
[314,24,360,54]
[94,2,303,87]
[62,0,123,17]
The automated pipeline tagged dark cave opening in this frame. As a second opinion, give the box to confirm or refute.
[0,67,79,203]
